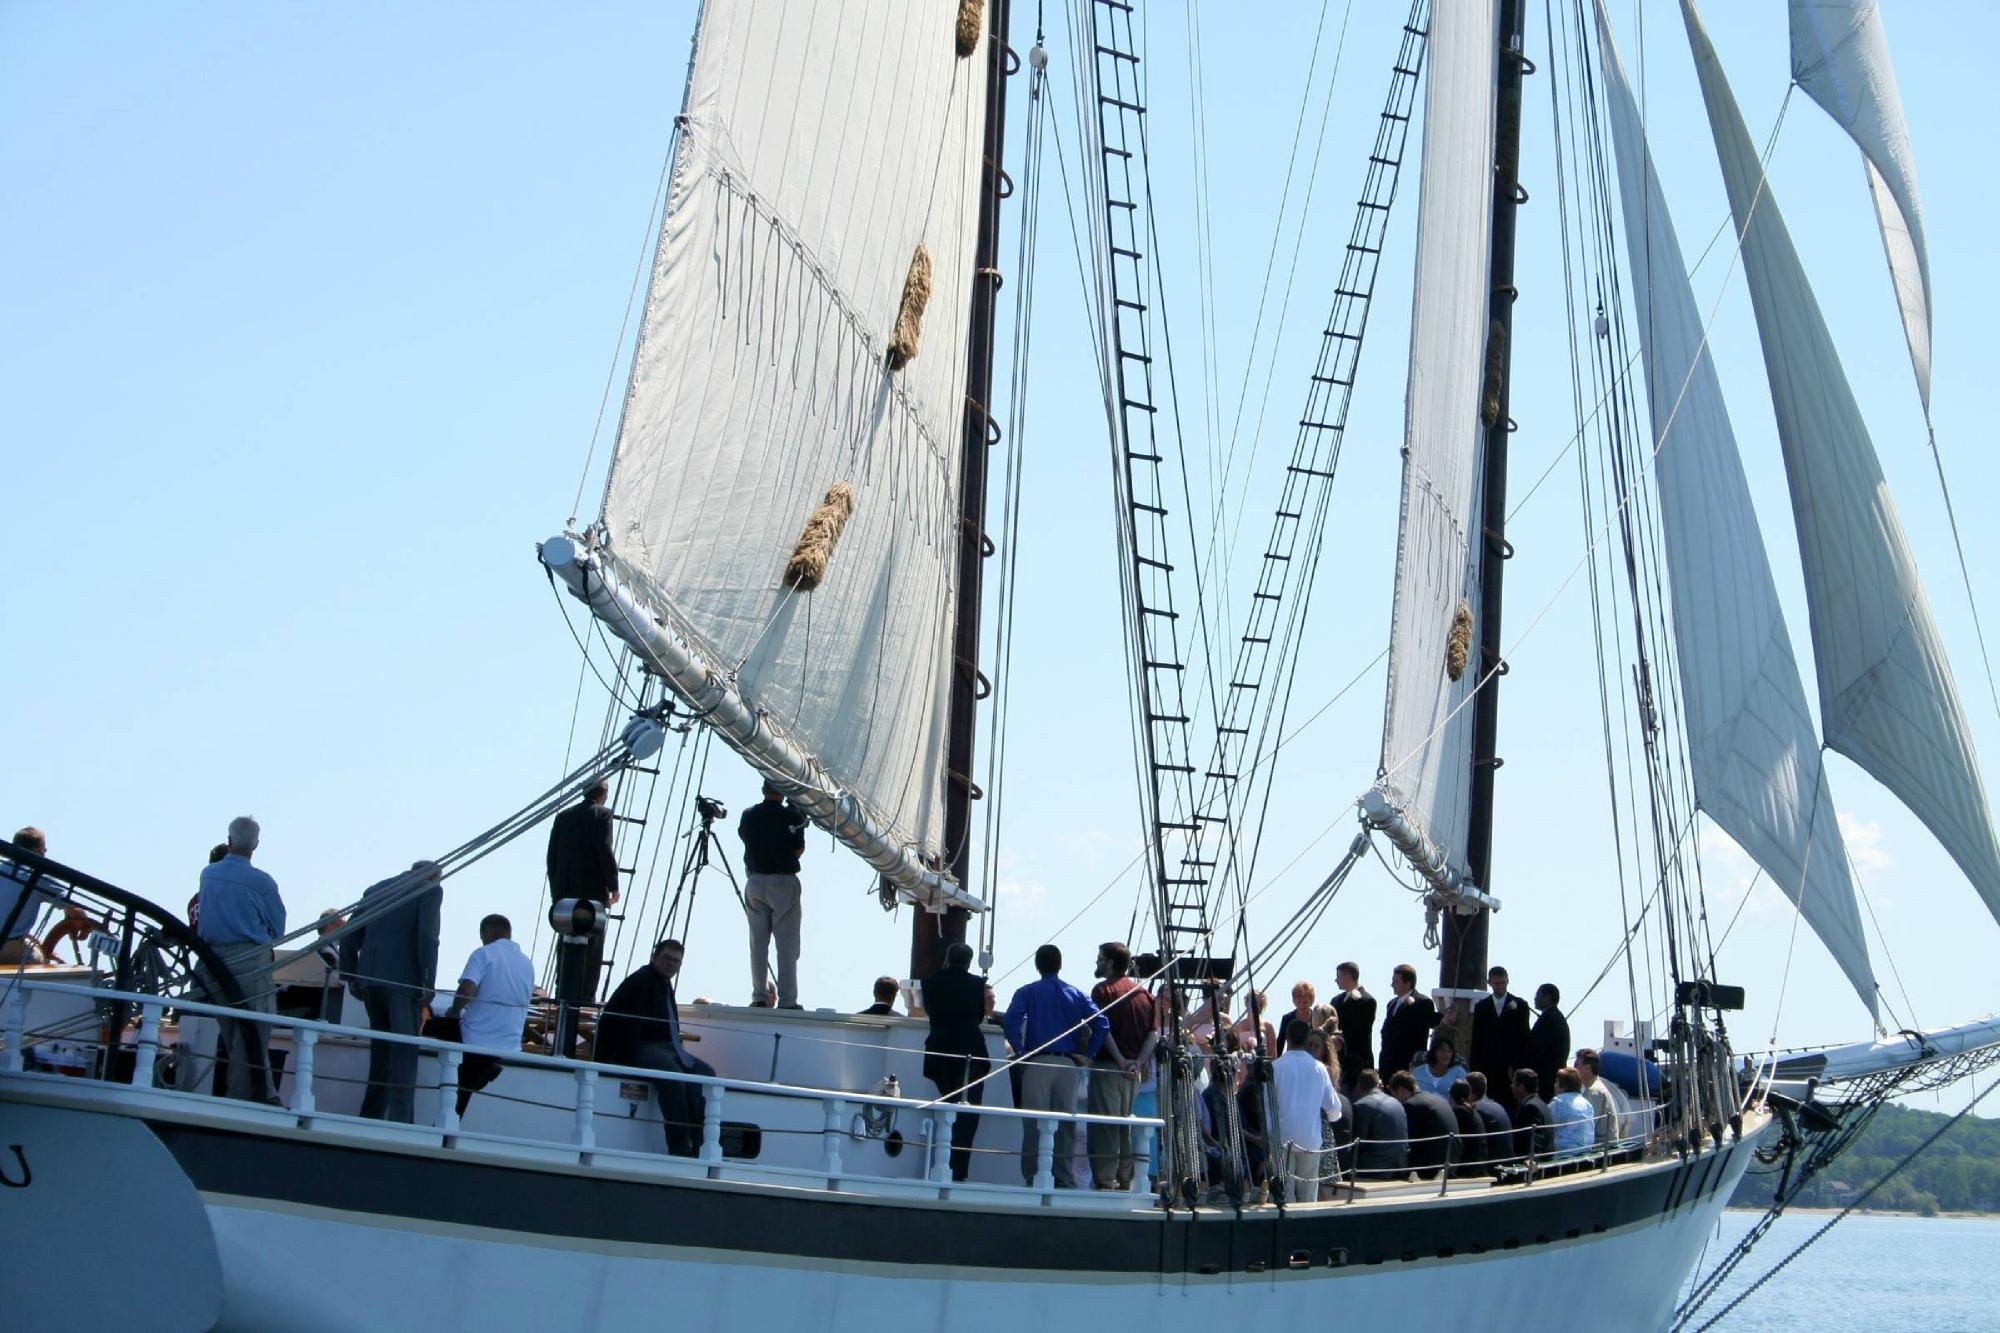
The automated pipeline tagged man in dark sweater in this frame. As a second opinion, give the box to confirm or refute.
[738,780,809,1008]
[596,939,715,1156]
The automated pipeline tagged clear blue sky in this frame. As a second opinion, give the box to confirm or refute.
[4,2,1995,1113]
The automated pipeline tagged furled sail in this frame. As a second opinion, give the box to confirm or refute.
[1596,3,1876,1016]
[1367,0,1502,891]
[1789,0,1931,407]
[575,1,990,905]
[1686,0,2000,931]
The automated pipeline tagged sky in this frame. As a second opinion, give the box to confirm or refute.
[4,2,1996,1116]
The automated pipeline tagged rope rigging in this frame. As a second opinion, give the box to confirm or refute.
[1674,1069,2000,1332]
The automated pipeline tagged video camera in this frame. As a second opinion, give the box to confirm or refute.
[694,794,728,823]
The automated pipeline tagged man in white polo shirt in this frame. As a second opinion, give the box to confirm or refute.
[441,913,535,1118]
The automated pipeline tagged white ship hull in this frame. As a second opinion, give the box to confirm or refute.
[204,1178,1746,1333]
[4,1074,1764,1333]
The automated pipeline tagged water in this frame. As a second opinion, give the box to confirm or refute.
[1686,1212,1999,1331]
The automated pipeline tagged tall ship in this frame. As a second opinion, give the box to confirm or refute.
[6,2,1999,1330]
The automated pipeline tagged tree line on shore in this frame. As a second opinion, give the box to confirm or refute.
[1730,1101,2000,1217]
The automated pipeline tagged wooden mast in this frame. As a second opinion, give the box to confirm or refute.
[1447,0,1530,996]
[914,0,1014,981]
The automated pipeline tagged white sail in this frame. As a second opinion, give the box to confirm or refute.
[1686,1,2000,931]
[1596,4,1876,1016]
[1369,0,1502,890]
[1789,0,1931,407]
[592,1,990,882]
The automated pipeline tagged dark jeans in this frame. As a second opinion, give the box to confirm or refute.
[632,1041,716,1157]
[551,895,609,1053]
[360,987,422,1123]
[927,1054,989,1182]
[455,1053,504,1117]
[420,1012,506,1117]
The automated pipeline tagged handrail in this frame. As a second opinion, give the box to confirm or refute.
[1,978,1163,1131]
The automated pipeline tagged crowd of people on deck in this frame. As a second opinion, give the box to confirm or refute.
[904,944,1646,1198]
[5,803,1648,1197]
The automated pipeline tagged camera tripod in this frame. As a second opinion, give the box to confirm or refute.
[662,797,745,942]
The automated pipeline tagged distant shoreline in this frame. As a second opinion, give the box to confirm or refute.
[1726,1206,1995,1220]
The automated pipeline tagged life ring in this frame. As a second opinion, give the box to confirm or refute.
[40,908,104,965]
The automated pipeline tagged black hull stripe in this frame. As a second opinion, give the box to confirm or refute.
[149,1119,1744,1276]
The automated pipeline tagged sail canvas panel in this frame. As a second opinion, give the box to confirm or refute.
[1685,0,2000,933]
[600,1,990,858]
[1789,0,1931,407]
[1373,0,1503,883]
[1596,3,1877,1016]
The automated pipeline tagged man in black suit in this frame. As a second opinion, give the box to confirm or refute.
[1349,1069,1408,1180]
[921,941,990,1182]
[1465,1071,1513,1173]
[1447,1080,1485,1175]
[1389,1070,1456,1180]
[597,939,715,1156]
[1378,962,1439,1076]
[546,780,620,1018]
[1471,964,1532,1112]
[1509,1069,1552,1160]
[1328,960,1376,1091]
[338,861,442,1123]
[1526,982,1570,1115]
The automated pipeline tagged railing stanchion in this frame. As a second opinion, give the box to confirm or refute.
[1033,1117,1056,1192]
[131,1001,162,1088]
[574,1067,598,1155]
[291,1027,316,1119]
[700,1083,724,1167]
[930,1106,958,1185]
[1,983,25,1072]
[822,1097,846,1182]
[438,1047,462,1138]
[1132,1122,1155,1195]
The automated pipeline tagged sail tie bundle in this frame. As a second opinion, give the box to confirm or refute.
[886,244,933,370]
[1446,600,1474,681]
[1480,318,1508,428]
[955,0,984,58]
[784,482,857,591]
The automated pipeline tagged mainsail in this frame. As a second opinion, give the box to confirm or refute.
[1596,4,1876,1015]
[1788,0,1931,407]
[1686,0,2000,931]
[565,1,991,906]
[1367,0,1503,891]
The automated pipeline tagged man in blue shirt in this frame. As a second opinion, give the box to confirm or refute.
[1,826,60,963]
[194,815,287,1102]
[1548,1066,1596,1154]
[1003,944,1108,1188]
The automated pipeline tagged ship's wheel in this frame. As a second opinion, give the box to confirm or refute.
[3,838,263,1089]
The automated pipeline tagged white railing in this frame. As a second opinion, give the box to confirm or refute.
[0,978,1161,1200]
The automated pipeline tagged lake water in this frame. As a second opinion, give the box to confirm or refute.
[1686,1212,1999,1331]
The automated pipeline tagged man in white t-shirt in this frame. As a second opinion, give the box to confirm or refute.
[442,913,535,1118]
[1271,1016,1342,1202]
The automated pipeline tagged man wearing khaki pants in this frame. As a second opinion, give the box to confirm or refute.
[737,780,808,1008]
